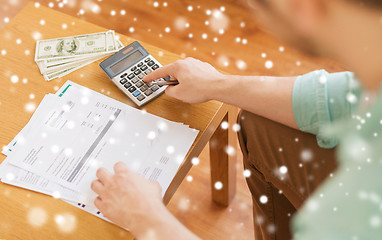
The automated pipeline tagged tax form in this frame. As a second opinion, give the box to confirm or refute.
[1,81,199,212]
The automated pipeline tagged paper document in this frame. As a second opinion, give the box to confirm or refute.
[0,80,199,223]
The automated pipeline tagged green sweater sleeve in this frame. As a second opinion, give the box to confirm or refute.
[292,70,362,148]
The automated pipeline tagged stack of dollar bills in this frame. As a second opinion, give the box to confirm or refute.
[34,30,124,81]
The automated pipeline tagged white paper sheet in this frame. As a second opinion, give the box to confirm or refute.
[0,80,199,222]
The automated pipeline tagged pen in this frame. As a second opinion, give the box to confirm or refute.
[153,76,179,86]
[154,80,179,85]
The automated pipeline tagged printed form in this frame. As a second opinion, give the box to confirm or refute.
[0,81,199,219]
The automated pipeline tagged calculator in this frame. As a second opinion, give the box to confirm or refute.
[99,41,167,107]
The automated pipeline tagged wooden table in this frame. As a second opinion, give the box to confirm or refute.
[0,3,237,239]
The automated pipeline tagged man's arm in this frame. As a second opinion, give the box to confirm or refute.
[143,57,299,129]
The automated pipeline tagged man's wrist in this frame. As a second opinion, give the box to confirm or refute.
[208,74,230,102]
[128,200,170,238]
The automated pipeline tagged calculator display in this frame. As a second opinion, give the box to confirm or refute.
[110,50,143,74]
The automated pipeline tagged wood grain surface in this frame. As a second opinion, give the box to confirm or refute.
[0,3,232,239]
[0,1,348,239]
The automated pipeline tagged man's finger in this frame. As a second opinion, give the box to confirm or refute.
[96,168,112,183]
[165,85,177,98]
[142,62,178,82]
[91,179,105,194]
[94,196,103,211]
[114,162,129,174]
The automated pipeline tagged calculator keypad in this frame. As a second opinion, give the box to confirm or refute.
[114,56,167,106]
[127,73,135,79]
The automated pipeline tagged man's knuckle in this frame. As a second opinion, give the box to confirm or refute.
[102,208,110,218]
[173,60,183,68]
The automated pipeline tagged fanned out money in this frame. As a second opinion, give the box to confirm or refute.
[34,30,124,81]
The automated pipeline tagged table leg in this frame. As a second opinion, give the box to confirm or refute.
[209,107,238,206]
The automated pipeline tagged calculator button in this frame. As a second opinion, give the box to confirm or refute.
[121,73,127,78]
[134,69,141,75]
[127,73,135,79]
[147,60,155,66]
[120,78,128,84]
[137,62,143,67]
[135,81,144,88]
[151,85,159,92]
[144,69,152,75]
[144,58,151,63]
[132,90,141,97]
[140,85,148,92]
[131,77,139,83]
[131,66,137,71]
[140,65,148,71]
[137,95,146,101]
[146,82,154,87]
[144,89,153,96]
[128,86,136,93]
[137,73,145,79]
[163,76,171,80]
[124,82,132,89]
[152,64,159,70]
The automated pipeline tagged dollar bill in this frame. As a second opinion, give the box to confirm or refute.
[40,31,122,67]
[43,54,107,81]
[35,31,109,61]
[38,34,125,81]
[39,54,109,75]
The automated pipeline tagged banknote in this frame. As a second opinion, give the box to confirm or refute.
[35,31,111,61]
[38,54,109,75]
[41,32,122,66]
[35,31,124,81]
[43,54,107,81]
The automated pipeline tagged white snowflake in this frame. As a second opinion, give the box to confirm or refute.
[174,17,188,31]
[11,75,19,83]
[346,92,358,103]
[186,175,193,182]
[25,102,36,112]
[28,207,47,227]
[232,123,241,132]
[55,213,77,233]
[147,131,156,140]
[178,197,190,211]
[301,149,313,162]
[191,157,200,165]
[225,145,236,156]
[236,60,247,70]
[166,145,175,154]
[279,166,288,174]
[243,169,251,178]
[259,195,268,204]
[214,181,223,190]
[265,60,273,69]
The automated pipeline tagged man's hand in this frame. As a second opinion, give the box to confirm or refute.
[91,162,200,240]
[143,57,225,104]
[91,162,164,230]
